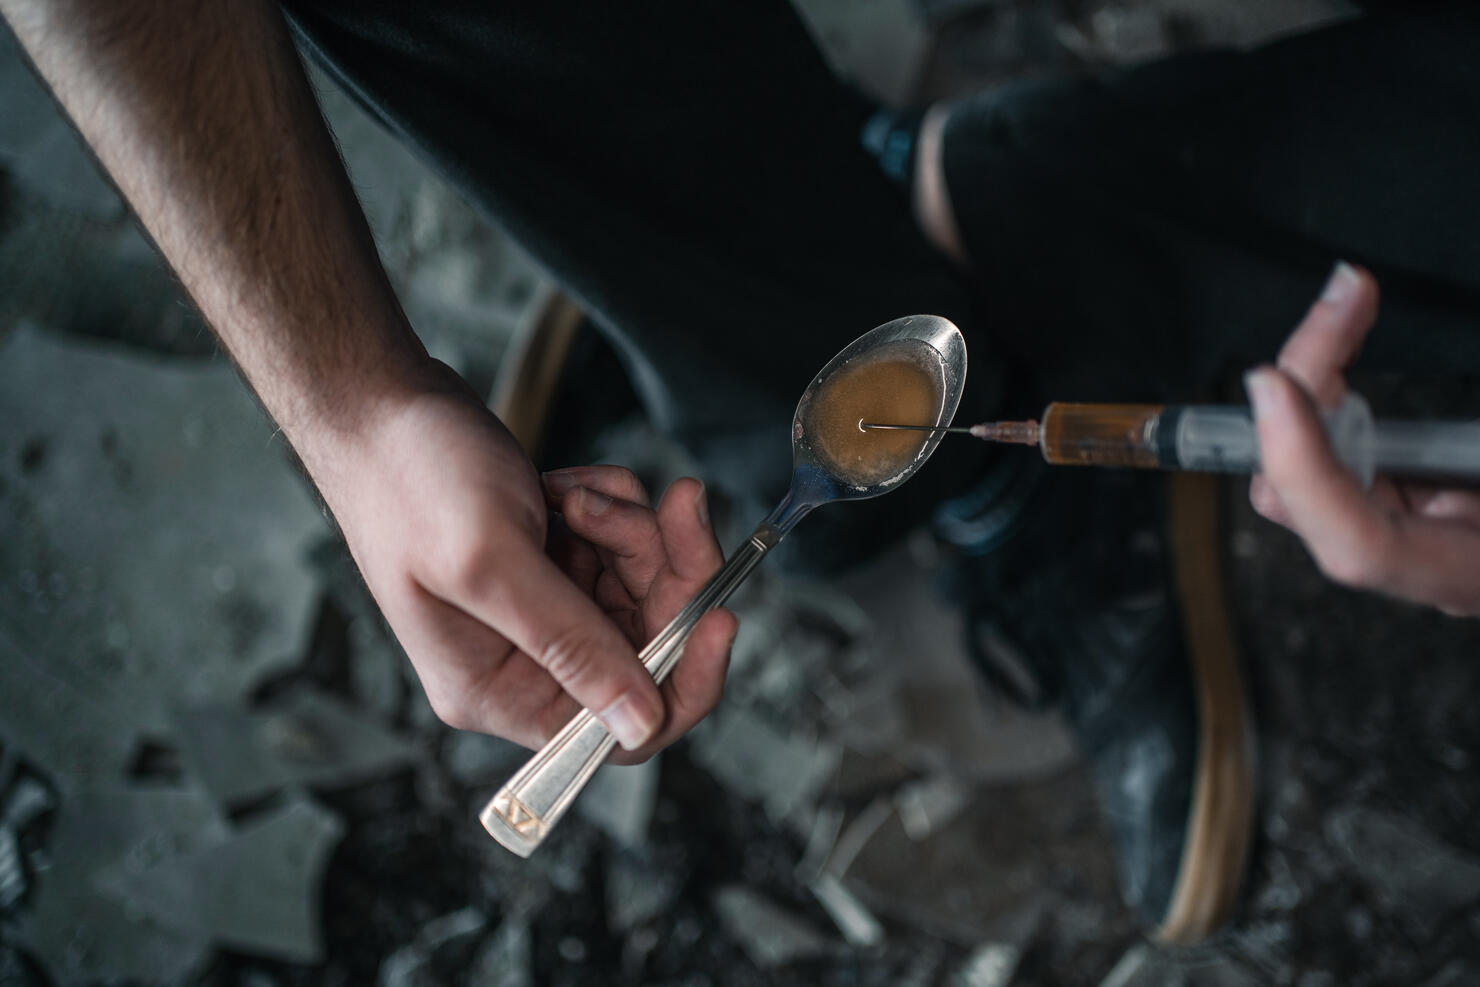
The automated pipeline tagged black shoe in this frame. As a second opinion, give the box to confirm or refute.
[936,453,1254,944]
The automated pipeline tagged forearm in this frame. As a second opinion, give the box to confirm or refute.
[1,0,436,465]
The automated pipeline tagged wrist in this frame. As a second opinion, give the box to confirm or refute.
[272,336,473,488]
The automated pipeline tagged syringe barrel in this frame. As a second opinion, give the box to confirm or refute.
[1372,420,1480,480]
[1166,405,1263,474]
[1041,398,1480,485]
[1039,403,1163,468]
[1170,394,1377,486]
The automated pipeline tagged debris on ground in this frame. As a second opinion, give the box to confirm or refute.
[711,885,835,969]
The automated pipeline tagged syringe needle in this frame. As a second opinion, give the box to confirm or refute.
[859,422,975,433]
[859,419,1041,446]
[967,420,1041,446]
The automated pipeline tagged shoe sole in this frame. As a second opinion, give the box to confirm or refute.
[1153,472,1257,945]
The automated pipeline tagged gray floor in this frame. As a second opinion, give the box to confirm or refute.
[5,2,1480,985]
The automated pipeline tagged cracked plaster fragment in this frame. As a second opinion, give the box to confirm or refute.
[0,625,137,792]
[3,776,57,833]
[1098,944,1262,987]
[378,908,487,987]
[173,689,417,806]
[605,850,683,933]
[954,942,1020,987]
[691,708,840,826]
[0,327,326,735]
[93,796,343,964]
[0,826,24,909]
[20,786,225,987]
[809,871,883,947]
[469,919,534,987]
[896,773,971,841]
[441,730,525,787]
[578,758,659,848]
[1326,804,1480,928]
[712,885,834,969]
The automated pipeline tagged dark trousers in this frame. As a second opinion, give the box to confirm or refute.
[284,1,1480,562]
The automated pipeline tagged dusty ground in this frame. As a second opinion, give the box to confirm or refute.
[5,2,1480,985]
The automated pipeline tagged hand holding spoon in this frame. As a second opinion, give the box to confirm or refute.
[480,314,967,856]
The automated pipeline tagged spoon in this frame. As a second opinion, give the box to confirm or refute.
[480,314,967,856]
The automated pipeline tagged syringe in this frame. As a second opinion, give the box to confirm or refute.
[862,393,1480,488]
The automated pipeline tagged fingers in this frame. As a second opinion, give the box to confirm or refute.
[556,474,724,615]
[1247,260,1378,528]
[424,528,665,751]
[542,465,651,509]
[1247,475,1292,527]
[1276,261,1379,407]
[1380,516,1480,617]
[555,482,666,600]
[1246,367,1397,587]
[610,608,738,764]
[395,588,569,750]
[656,478,724,584]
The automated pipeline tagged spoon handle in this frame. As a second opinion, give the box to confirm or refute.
[480,520,787,856]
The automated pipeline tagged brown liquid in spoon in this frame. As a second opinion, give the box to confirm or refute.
[805,342,943,487]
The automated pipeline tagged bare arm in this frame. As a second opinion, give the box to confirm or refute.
[1,0,737,755]
[2,0,430,453]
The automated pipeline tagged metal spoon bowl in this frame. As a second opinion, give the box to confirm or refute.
[480,315,967,856]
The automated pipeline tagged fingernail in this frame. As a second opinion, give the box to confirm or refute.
[695,480,709,528]
[578,486,612,515]
[599,692,659,750]
[1244,368,1277,419]
[1320,261,1361,304]
[543,469,580,495]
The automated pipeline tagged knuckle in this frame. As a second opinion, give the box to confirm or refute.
[1313,529,1390,589]
[1313,549,1369,587]
[427,692,476,732]
[448,540,496,596]
[536,625,610,691]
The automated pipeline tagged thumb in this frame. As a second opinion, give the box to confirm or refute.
[456,537,665,750]
[1245,366,1394,587]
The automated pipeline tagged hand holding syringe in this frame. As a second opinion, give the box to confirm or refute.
[879,263,1480,617]
[863,393,1480,488]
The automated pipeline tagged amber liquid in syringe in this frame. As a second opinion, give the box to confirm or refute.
[1039,403,1162,468]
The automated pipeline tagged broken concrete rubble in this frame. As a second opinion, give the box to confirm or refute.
[954,942,1020,987]
[605,850,683,933]
[92,796,344,964]
[0,326,326,736]
[690,707,840,830]
[1097,943,1263,987]
[1325,803,1480,931]
[895,773,971,842]
[0,826,24,910]
[2,776,55,834]
[20,787,227,986]
[711,885,834,968]
[0,625,138,791]
[377,907,487,987]
[809,872,884,947]
[468,919,534,987]
[439,728,525,789]
[577,758,659,849]
[172,689,417,806]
